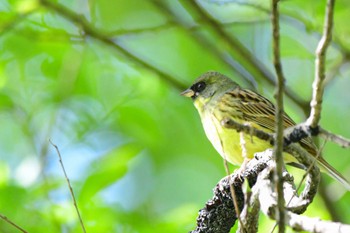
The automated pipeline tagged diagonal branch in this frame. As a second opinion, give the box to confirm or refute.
[319,128,350,148]
[49,140,86,233]
[178,0,309,111]
[39,0,186,91]
[150,0,258,90]
[0,213,29,233]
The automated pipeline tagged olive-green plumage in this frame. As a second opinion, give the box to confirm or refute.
[182,71,350,190]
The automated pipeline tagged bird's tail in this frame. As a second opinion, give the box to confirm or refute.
[317,157,350,191]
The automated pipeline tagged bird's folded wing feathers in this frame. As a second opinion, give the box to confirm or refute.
[220,88,350,190]
[221,88,317,156]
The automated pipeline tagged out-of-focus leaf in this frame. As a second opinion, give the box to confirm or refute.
[0,93,14,110]
[79,143,141,203]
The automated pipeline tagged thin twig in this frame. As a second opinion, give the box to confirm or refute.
[106,22,178,36]
[285,211,350,233]
[286,140,326,209]
[307,0,336,128]
[271,0,286,232]
[222,118,320,208]
[220,129,244,229]
[240,131,248,161]
[0,213,29,233]
[0,10,37,36]
[223,118,350,153]
[222,158,244,229]
[191,150,271,233]
[319,127,350,148]
[252,160,348,233]
[213,1,350,67]
[253,148,318,214]
[49,140,87,233]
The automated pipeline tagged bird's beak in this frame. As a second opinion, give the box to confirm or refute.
[181,88,195,98]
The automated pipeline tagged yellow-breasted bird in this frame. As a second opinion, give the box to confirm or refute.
[182,71,350,190]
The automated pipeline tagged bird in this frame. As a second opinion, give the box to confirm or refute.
[181,71,350,190]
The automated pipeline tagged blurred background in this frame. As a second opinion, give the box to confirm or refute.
[1,0,350,232]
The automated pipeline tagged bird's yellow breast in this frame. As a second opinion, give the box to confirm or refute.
[194,97,277,166]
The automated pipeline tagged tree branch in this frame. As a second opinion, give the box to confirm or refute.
[39,0,186,91]
[285,211,350,233]
[222,118,274,145]
[254,158,349,233]
[178,0,308,110]
[49,140,86,233]
[307,0,336,128]
[191,149,320,232]
[190,169,246,233]
[319,127,350,148]
[190,150,271,233]
[271,0,286,231]
[0,213,29,233]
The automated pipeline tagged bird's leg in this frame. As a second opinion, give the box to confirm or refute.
[236,131,251,179]
[236,157,251,179]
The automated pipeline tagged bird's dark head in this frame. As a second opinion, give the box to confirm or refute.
[181,71,238,101]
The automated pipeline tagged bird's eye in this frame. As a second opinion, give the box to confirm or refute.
[192,81,206,93]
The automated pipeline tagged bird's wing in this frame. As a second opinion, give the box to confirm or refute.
[218,87,350,190]
[219,88,317,156]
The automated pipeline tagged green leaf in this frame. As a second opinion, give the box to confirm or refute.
[78,143,141,203]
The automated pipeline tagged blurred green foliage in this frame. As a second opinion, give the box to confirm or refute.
[1,0,350,232]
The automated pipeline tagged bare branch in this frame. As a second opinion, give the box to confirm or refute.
[49,140,87,233]
[319,127,350,148]
[271,0,286,231]
[151,0,259,91]
[0,213,29,233]
[257,146,319,223]
[39,0,186,91]
[222,156,244,229]
[222,118,321,212]
[253,157,349,233]
[285,210,350,233]
[239,190,260,233]
[284,145,320,211]
[307,0,336,127]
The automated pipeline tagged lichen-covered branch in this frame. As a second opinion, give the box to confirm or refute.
[307,0,336,127]
[224,117,350,154]
[191,149,319,232]
[190,150,271,233]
